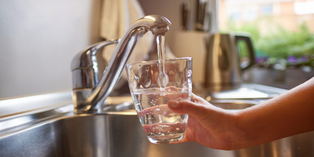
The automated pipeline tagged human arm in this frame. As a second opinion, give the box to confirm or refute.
[167,77,314,150]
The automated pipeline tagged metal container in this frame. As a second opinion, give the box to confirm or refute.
[204,33,255,91]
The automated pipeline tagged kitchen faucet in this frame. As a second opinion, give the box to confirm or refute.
[71,15,171,114]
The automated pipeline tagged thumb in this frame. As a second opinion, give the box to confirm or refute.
[168,100,214,121]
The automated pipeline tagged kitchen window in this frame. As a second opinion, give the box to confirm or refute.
[219,0,314,89]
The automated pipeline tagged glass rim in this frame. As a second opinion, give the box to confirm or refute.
[126,57,192,67]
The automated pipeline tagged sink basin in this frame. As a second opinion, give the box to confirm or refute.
[0,84,313,157]
[210,100,257,110]
[1,102,314,157]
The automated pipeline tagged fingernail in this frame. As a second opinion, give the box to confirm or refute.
[169,100,180,108]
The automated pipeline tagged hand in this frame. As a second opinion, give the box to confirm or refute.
[167,94,241,150]
[167,78,314,150]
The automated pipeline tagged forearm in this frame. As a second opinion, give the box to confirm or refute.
[233,77,314,149]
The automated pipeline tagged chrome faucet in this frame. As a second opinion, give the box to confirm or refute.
[71,15,171,113]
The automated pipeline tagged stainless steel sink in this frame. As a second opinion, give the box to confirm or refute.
[210,100,257,110]
[1,105,314,157]
[0,84,314,157]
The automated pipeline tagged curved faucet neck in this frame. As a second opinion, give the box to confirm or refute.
[71,15,171,113]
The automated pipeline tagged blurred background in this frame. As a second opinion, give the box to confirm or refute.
[0,0,313,99]
[219,0,314,89]
[139,0,314,90]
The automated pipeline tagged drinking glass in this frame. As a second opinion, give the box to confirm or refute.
[125,57,192,144]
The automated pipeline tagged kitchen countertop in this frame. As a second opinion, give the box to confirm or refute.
[0,83,287,119]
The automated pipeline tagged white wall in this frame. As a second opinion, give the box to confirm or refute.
[0,0,102,99]
[0,0,209,99]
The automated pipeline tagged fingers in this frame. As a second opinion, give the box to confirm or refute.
[191,93,209,104]
[167,94,215,121]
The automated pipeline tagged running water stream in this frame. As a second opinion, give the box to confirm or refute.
[156,35,169,89]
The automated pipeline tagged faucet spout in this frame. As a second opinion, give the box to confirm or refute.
[71,15,171,113]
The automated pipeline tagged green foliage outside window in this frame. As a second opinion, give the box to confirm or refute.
[223,20,314,69]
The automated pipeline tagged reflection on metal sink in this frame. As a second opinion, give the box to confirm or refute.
[104,97,257,112]
[0,84,313,157]
[210,100,257,110]
[0,100,313,157]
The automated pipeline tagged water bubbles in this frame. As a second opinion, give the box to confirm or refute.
[134,88,189,142]
[159,124,171,133]
[153,108,160,116]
